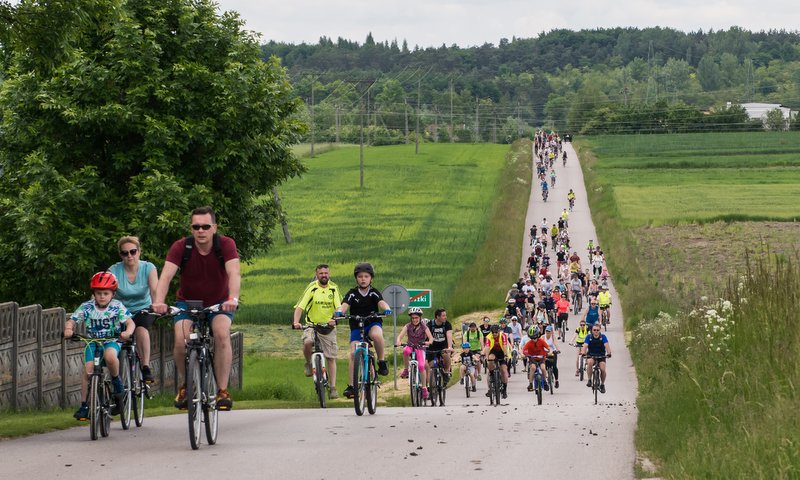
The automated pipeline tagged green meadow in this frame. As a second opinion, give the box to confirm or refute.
[238,142,522,324]
[583,132,800,225]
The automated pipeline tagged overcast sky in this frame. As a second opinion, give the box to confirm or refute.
[215,0,799,47]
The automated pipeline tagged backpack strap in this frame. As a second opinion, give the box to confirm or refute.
[179,234,226,273]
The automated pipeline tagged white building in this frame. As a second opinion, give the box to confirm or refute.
[730,102,793,130]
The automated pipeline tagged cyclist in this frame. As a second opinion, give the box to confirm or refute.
[572,320,589,376]
[582,324,612,393]
[458,342,478,392]
[592,252,604,278]
[587,239,594,261]
[550,169,556,188]
[463,322,484,381]
[560,208,569,228]
[395,307,433,400]
[570,273,583,305]
[292,264,342,399]
[479,316,492,338]
[152,206,240,411]
[539,274,555,297]
[509,316,524,351]
[597,285,612,325]
[426,308,454,383]
[567,189,576,211]
[562,151,567,165]
[540,178,549,200]
[522,326,550,391]
[542,292,556,325]
[64,272,135,420]
[550,224,559,249]
[335,262,393,400]
[556,249,567,273]
[482,324,511,399]
[555,294,570,340]
[108,236,158,384]
[584,298,600,329]
[543,325,560,389]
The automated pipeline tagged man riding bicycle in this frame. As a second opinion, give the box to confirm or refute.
[482,325,511,399]
[426,308,454,384]
[597,285,612,324]
[582,325,611,393]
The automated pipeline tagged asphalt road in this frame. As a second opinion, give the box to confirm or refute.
[2,141,637,479]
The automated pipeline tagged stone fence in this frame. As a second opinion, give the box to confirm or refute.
[0,302,243,411]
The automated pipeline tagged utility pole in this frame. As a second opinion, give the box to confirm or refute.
[360,95,365,188]
[517,103,522,137]
[404,100,409,144]
[415,79,420,154]
[492,109,497,143]
[449,79,454,143]
[335,104,340,143]
[366,88,371,146]
[434,107,439,143]
[310,79,315,157]
[272,187,292,243]
[475,96,480,143]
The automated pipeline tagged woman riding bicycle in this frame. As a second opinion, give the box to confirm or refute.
[108,236,158,383]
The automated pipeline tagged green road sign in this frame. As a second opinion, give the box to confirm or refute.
[408,288,432,308]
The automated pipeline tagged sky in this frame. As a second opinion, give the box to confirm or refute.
[214,0,800,47]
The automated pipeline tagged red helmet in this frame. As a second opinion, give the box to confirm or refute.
[90,271,118,291]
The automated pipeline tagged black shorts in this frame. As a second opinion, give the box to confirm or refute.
[426,349,448,362]
[557,312,568,322]
[487,350,507,364]
[132,311,157,329]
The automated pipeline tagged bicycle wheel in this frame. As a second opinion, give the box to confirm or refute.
[366,356,377,415]
[512,353,517,374]
[579,356,585,382]
[409,363,418,407]
[547,366,555,396]
[100,380,111,437]
[438,372,446,407]
[493,372,502,406]
[464,373,470,398]
[428,370,437,406]
[560,321,566,343]
[119,353,132,430]
[132,356,144,427]
[89,375,100,441]
[314,355,326,409]
[353,350,366,416]
[536,373,543,405]
[593,368,600,405]
[186,350,202,449]
[203,356,219,445]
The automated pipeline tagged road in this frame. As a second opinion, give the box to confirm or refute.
[1,141,637,479]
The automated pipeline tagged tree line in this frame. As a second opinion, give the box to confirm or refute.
[263,27,800,139]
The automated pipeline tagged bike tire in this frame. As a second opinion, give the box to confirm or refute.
[132,356,144,427]
[438,372,446,407]
[429,370,438,406]
[593,368,600,405]
[100,380,111,437]
[409,364,418,407]
[119,353,132,430]
[560,321,566,343]
[89,375,100,441]
[579,356,585,382]
[314,355,326,409]
[465,374,470,398]
[493,372,502,406]
[353,350,366,416]
[203,356,219,445]
[366,356,377,415]
[186,350,202,450]
[548,367,555,396]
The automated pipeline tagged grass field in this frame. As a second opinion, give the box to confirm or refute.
[238,142,519,324]
[577,132,800,478]
[583,132,800,225]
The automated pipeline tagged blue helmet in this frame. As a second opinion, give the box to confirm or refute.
[461,342,471,349]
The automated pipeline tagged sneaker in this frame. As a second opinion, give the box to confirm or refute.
[400,368,408,379]
[73,403,89,421]
[586,380,593,388]
[459,377,464,385]
[378,360,389,376]
[329,387,339,400]
[485,390,492,397]
[304,362,312,377]
[215,389,233,410]
[599,384,606,394]
[575,369,580,377]
[527,383,533,392]
[422,387,429,400]
[471,385,476,392]
[343,385,355,399]
[111,376,124,395]
[543,382,550,391]
[501,389,507,399]
[555,380,560,389]
[142,365,154,384]
[174,386,188,409]
[443,373,451,384]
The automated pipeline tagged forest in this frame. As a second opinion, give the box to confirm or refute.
[262,27,800,140]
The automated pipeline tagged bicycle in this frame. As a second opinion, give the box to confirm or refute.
[399,343,425,407]
[571,343,587,381]
[569,197,575,211]
[69,335,124,441]
[545,351,560,396]
[600,306,610,331]
[166,302,222,450]
[298,324,335,408]
[342,313,384,416]
[428,349,447,407]
[572,290,583,314]
[510,341,520,374]
[120,337,152,428]
[528,355,545,406]
[587,354,610,405]
[484,355,503,407]
[559,315,567,343]
[542,189,549,202]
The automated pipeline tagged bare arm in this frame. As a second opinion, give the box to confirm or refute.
[222,258,241,313]
[152,261,179,314]
[147,266,158,303]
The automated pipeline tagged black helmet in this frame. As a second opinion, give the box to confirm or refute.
[490,324,500,333]
[353,262,375,278]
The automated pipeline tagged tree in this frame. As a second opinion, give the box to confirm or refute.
[765,108,786,131]
[0,0,305,307]
[697,55,722,91]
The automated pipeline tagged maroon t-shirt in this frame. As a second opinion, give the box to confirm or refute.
[165,235,238,306]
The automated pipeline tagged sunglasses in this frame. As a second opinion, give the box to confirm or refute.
[191,224,213,231]
[120,249,138,257]
[592,328,601,332]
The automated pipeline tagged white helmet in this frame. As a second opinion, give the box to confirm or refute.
[408,307,423,317]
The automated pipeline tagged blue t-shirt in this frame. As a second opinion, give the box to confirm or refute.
[583,333,609,357]
[585,305,600,327]
[108,261,156,313]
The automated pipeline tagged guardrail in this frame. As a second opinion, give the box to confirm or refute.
[0,302,243,411]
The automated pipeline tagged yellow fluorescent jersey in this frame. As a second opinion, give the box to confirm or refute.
[598,291,611,307]
[294,280,342,324]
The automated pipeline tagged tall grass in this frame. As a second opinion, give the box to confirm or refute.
[238,142,526,323]
[632,256,800,478]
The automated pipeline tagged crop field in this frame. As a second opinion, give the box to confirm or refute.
[237,143,520,324]
[583,132,800,225]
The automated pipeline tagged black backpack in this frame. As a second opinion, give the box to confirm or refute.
[180,234,226,273]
